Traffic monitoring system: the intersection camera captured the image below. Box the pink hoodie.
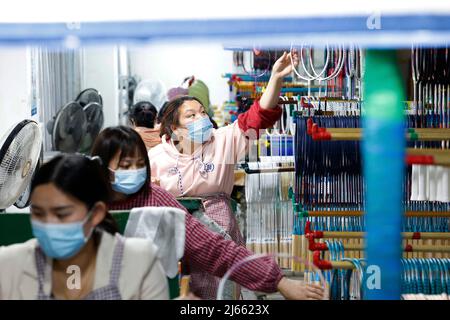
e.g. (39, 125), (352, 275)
(148, 100), (281, 197)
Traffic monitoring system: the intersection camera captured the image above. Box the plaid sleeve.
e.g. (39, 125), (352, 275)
(150, 185), (189, 214)
(184, 213), (283, 293)
(150, 185), (283, 292)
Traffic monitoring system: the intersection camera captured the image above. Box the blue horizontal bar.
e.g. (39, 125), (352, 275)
(0, 14), (449, 47)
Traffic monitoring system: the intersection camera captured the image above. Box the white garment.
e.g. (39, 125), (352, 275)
(0, 232), (169, 300)
(124, 206), (186, 278)
(410, 164), (450, 202)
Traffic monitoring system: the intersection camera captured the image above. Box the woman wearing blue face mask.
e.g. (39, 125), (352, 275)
(91, 126), (153, 205)
(91, 126), (324, 301)
(148, 51), (300, 299)
(0, 154), (169, 300)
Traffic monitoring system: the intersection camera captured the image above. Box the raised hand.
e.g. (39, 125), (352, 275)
(271, 50), (299, 79)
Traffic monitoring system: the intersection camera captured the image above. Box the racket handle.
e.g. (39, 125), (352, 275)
(180, 276), (191, 297)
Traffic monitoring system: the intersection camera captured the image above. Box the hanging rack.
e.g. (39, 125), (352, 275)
(313, 252), (450, 271)
(304, 221), (450, 240)
(295, 210), (450, 217)
(310, 129), (450, 142)
(241, 162), (295, 174)
(307, 231), (450, 240)
(308, 237), (450, 253)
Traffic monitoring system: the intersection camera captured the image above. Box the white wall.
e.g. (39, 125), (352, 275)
(129, 43), (233, 107)
(0, 48), (38, 213)
(0, 43), (233, 140)
(82, 46), (120, 128)
(0, 48), (33, 140)
(0, 46), (121, 141)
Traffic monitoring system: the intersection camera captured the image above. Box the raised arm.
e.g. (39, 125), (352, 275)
(259, 51), (299, 110)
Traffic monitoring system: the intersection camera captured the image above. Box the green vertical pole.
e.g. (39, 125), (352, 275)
(363, 50), (405, 300)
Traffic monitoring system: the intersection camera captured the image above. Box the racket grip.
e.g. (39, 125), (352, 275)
(180, 276), (191, 297)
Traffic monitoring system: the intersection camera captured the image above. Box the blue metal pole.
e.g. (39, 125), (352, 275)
(363, 50), (405, 300)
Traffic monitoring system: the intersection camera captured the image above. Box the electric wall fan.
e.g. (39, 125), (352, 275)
(0, 120), (42, 210)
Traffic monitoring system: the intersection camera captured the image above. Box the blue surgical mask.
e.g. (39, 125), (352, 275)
(31, 213), (93, 260)
(186, 116), (213, 143)
(110, 167), (147, 195)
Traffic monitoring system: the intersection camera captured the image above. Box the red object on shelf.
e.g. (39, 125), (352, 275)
(314, 230), (324, 238)
(304, 221), (324, 239)
(307, 118), (313, 135)
(312, 132), (332, 141)
(308, 237), (328, 251)
(230, 74), (243, 82)
(405, 155), (434, 165)
(405, 244), (413, 252)
(313, 251), (333, 270)
(412, 232), (421, 240)
(305, 221), (312, 234)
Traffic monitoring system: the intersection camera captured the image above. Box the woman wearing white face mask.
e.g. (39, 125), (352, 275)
(148, 51), (300, 299)
(0, 154), (169, 300)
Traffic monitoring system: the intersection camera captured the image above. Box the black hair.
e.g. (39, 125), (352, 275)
(31, 154), (119, 236)
(91, 126), (151, 196)
(129, 101), (158, 128)
(209, 116), (218, 129)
